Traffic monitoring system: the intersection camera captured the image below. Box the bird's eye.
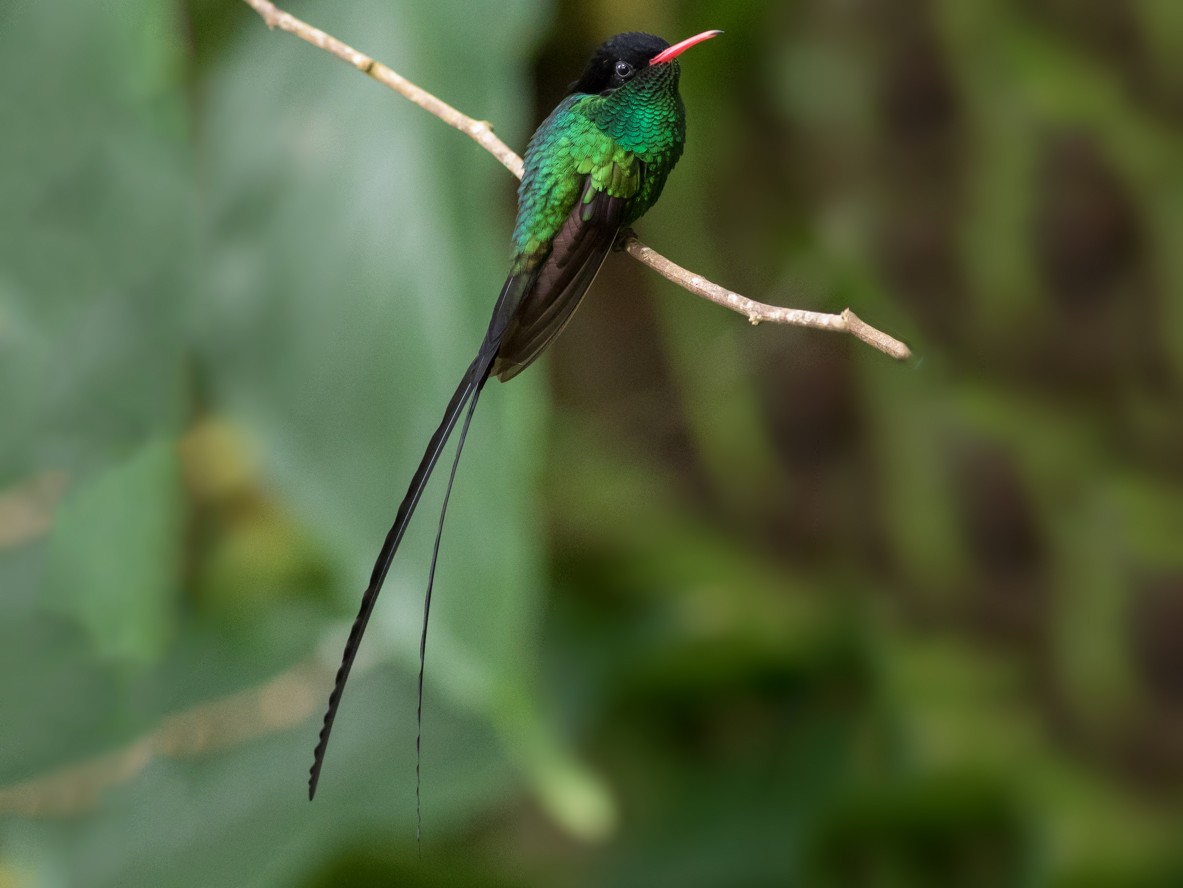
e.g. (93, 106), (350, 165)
(614, 60), (634, 79)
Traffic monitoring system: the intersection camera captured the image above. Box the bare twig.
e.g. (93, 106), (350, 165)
(621, 235), (912, 359)
(240, 0), (911, 360)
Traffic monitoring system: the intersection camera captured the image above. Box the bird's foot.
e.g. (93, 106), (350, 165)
(613, 228), (638, 252)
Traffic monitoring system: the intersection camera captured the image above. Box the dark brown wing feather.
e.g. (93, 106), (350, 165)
(492, 179), (627, 381)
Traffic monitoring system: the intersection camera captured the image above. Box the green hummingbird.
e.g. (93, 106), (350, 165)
(309, 29), (722, 799)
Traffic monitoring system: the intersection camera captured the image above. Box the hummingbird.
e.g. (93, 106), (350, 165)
(309, 29), (722, 800)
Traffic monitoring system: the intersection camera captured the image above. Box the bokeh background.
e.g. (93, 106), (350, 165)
(3, 0), (1182, 884)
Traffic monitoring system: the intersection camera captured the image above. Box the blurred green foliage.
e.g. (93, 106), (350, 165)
(2, 0), (1181, 885)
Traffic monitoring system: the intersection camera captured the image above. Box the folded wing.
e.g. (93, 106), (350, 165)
(494, 159), (641, 381)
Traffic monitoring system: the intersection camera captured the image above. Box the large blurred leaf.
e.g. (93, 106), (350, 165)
(0, 0), (584, 883)
(0, 0), (195, 768)
(43, 438), (184, 665)
(0, 0), (192, 481)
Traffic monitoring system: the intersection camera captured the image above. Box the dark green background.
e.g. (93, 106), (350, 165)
(2, 0), (1181, 885)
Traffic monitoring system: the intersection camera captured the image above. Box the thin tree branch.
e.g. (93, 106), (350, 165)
(240, 0), (523, 178)
(621, 234), (913, 360)
(240, 0), (911, 361)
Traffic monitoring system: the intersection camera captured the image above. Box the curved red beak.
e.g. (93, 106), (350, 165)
(649, 30), (723, 66)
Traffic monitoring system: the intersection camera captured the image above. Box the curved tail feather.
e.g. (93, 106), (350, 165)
(415, 368), (487, 841)
(306, 266), (534, 799)
(308, 351), (491, 799)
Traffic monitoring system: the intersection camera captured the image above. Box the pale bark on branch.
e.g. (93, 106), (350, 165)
(240, 0), (912, 360)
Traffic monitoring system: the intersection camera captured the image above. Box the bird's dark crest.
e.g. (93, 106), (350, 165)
(568, 32), (670, 95)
